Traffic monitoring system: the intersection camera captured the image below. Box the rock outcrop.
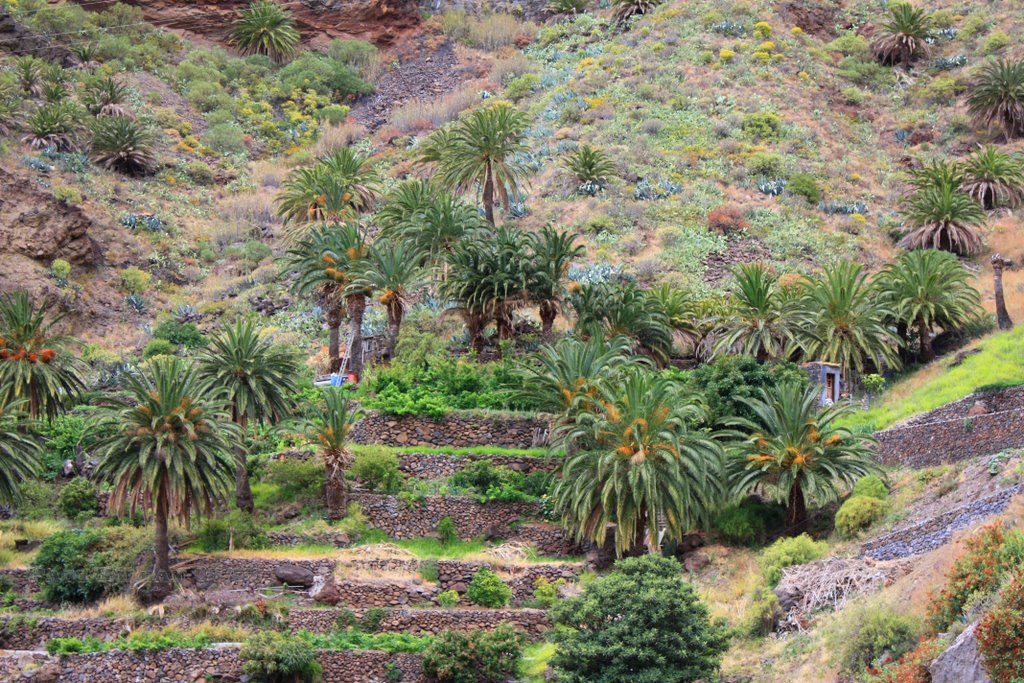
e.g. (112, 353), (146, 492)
(928, 622), (992, 683)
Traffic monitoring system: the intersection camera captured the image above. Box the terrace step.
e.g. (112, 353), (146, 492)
(276, 448), (559, 478)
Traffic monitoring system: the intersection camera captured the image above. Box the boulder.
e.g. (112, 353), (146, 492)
(274, 563), (315, 587)
(966, 401), (990, 417)
(311, 574), (342, 606)
(928, 621), (991, 683)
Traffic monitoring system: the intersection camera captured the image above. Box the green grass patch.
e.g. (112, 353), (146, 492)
(518, 641), (556, 682)
(842, 327), (1024, 431)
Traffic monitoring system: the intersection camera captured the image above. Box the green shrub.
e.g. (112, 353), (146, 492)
(837, 57), (893, 88)
(853, 475), (888, 500)
(240, 631), (322, 683)
(983, 31), (1010, 55)
(686, 355), (809, 425)
(977, 572), (1024, 683)
(185, 160), (215, 185)
(713, 500), (769, 545)
(505, 73), (540, 101)
(835, 495), (887, 539)
(451, 459), (507, 492)
(277, 52), (373, 97)
(204, 122), (247, 155)
(466, 568), (511, 608)
(314, 105), (349, 125)
(38, 414), (88, 480)
(436, 517), (458, 545)
(760, 534), (828, 586)
(14, 479), (57, 519)
(49, 258), (71, 284)
(152, 320), (207, 348)
(421, 623), (524, 683)
(825, 33), (871, 60)
(143, 338), (177, 359)
(741, 111), (782, 140)
(531, 576), (560, 607)
(57, 477), (99, 521)
(841, 86), (865, 105)
(47, 637), (89, 655)
(350, 450), (404, 494)
(438, 589), (460, 608)
(832, 602), (920, 673)
(32, 528), (106, 604)
(195, 510), (269, 551)
(261, 458), (325, 507)
(746, 152), (785, 178)
(550, 555), (729, 683)
(241, 240), (272, 265)
(741, 584), (782, 636)
(118, 267), (151, 295)
(787, 173), (821, 204)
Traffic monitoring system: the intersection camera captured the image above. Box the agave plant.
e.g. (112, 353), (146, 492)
(22, 102), (82, 151)
(564, 144), (616, 193)
(14, 56), (45, 98)
(82, 77), (131, 118)
(900, 180), (986, 255)
(90, 117), (158, 175)
(229, 0), (301, 64)
(871, 3), (931, 68)
(960, 145), (1024, 210)
(612, 0), (662, 23)
(967, 59), (1024, 139)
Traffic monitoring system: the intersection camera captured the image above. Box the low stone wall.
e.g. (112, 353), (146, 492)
(396, 451), (559, 479)
(0, 616), (135, 650)
(0, 647), (425, 683)
(266, 530), (351, 547)
(511, 522), (585, 557)
(177, 557), (335, 591)
(351, 493), (541, 539)
(351, 411), (550, 449)
(0, 568), (38, 595)
(289, 607), (550, 637)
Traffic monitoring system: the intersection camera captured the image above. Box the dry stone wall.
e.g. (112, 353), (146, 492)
(395, 451), (559, 479)
(351, 493), (541, 539)
(351, 411), (550, 448)
(289, 607), (550, 636)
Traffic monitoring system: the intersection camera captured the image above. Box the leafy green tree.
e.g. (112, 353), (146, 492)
(967, 58), (1024, 139)
(550, 554), (729, 683)
(379, 188), (488, 272)
(300, 389), (362, 519)
(0, 398), (40, 504)
(357, 240), (425, 361)
(870, 3), (931, 68)
(276, 149), (381, 230)
(434, 104), (530, 225)
(229, 0), (301, 64)
(92, 357), (237, 598)
(875, 249), (982, 362)
(422, 624), (524, 683)
(960, 144), (1024, 209)
(528, 226), (584, 339)
(714, 264), (797, 362)
(554, 368), (723, 556)
(727, 383), (878, 533)
(0, 292), (85, 420)
(686, 354), (809, 426)
(795, 262), (900, 383)
(197, 319), (300, 513)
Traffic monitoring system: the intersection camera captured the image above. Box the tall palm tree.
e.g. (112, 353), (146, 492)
(374, 178), (434, 234)
(648, 284), (702, 357)
(967, 58), (1024, 140)
(0, 292), (85, 420)
(300, 389), (362, 519)
(714, 264), (796, 362)
(960, 145), (1024, 210)
(276, 149), (381, 232)
(357, 240), (425, 362)
(229, 0), (301, 64)
(554, 367), (724, 556)
(528, 226), (584, 339)
(0, 397), (41, 504)
(727, 383), (878, 534)
(870, 3), (931, 69)
(436, 104), (530, 225)
(992, 254), (1014, 331)
(92, 357), (237, 598)
(876, 250), (982, 362)
(384, 192), (488, 271)
(572, 283), (674, 363)
(900, 179), (987, 255)
(795, 262), (900, 383)
(196, 320), (300, 513)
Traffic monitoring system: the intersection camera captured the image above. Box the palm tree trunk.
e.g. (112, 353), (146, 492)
(539, 301), (557, 340)
(385, 300), (402, 363)
(347, 293), (366, 376)
(234, 411), (254, 514)
(326, 304), (342, 373)
(152, 481), (171, 599)
(325, 463), (348, 520)
(483, 162), (495, 225)
(993, 255), (1014, 331)
(917, 315), (935, 363)
(786, 480), (808, 536)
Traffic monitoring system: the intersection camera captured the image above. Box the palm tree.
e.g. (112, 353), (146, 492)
(436, 104), (530, 225)
(992, 254), (1014, 331)
(612, 0), (661, 23)
(900, 179), (987, 255)
(571, 283), (674, 363)
(648, 284), (702, 357)
(554, 367), (724, 556)
(876, 250), (982, 363)
(0, 292), (85, 420)
(727, 383), (878, 534)
(374, 179), (434, 234)
(714, 264), (796, 362)
(384, 192), (488, 270)
(564, 144), (616, 192)
(960, 145), (1024, 210)
(300, 389), (362, 519)
(515, 335), (638, 418)
(276, 149), (381, 231)
(870, 3), (931, 69)
(90, 118), (158, 176)
(92, 357), (237, 598)
(229, 0), (301, 64)
(967, 59), (1024, 139)
(528, 226), (584, 339)
(196, 320), (300, 513)
(358, 240), (425, 361)
(795, 262), (900, 384)
(0, 398), (41, 504)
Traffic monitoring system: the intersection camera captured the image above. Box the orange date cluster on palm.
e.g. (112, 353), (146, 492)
(0, 342), (57, 364)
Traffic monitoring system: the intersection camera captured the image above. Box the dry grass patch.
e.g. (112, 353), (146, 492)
(391, 84), (483, 132)
(312, 122), (367, 158)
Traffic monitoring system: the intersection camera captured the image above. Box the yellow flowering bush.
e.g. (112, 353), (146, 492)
(719, 48), (736, 61)
(753, 21), (772, 38)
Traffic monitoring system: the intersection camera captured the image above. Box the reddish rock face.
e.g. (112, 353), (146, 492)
(88, 0), (421, 48)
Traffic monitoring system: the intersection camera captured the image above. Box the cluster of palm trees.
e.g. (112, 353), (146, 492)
(519, 334), (878, 554)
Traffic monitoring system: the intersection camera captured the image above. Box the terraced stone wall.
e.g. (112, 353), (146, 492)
(351, 411), (550, 449)
(351, 493), (542, 539)
(875, 405), (1024, 468)
(289, 607), (550, 637)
